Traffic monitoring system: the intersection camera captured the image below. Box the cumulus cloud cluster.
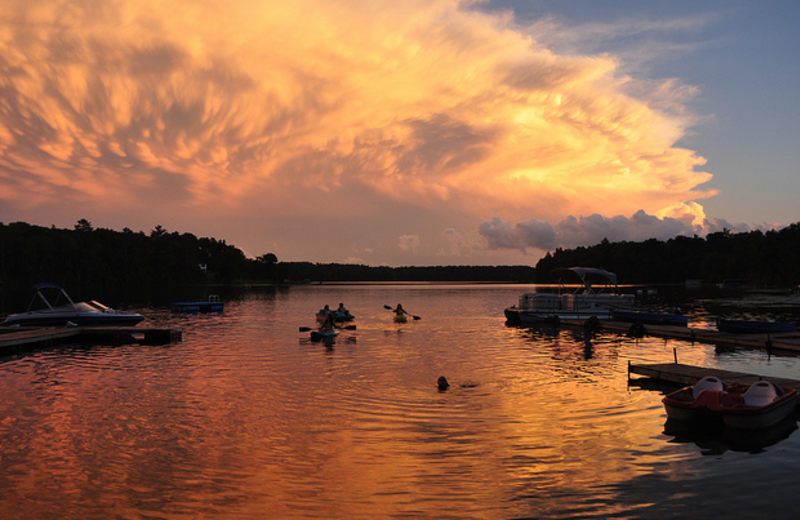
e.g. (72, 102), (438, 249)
(0, 0), (721, 262)
(479, 208), (753, 254)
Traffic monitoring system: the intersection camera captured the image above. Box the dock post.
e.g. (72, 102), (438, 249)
(673, 347), (678, 364)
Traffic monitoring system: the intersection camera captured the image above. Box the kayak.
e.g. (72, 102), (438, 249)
(316, 311), (355, 323)
(393, 314), (408, 323)
(310, 330), (339, 342)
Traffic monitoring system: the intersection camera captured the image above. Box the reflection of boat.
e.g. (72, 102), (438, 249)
(664, 415), (798, 455)
(611, 310), (688, 327)
(716, 318), (797, 334)
(1, 283), (145, 327)
(663, 376), (798, 429)
(504, 267), (635, 325)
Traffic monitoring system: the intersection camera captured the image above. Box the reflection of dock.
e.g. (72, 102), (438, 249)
(561, 319), (800, 352)
(628, 362), (800, 390)
(0, 326), (182, 355)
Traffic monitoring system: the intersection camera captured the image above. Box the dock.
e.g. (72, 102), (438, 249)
(561, 319), (800, 352)
(628, 361), (800, 389)
(0, 326), (182, 355)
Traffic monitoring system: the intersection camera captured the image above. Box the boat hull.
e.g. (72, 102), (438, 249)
(2, 309), (144, 327)
(504, 307), (616, 325)
(717, 319), (797, 334)
(310, 331), (339, 342)
(393, 315), (408, 323)
(611, 310), (688, 327)
(722, 392), (798, 429)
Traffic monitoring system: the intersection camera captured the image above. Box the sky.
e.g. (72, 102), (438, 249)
(1, 0), (798, 266)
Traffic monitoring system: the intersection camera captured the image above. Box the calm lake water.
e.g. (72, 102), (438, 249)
(2, 284), (800, 519)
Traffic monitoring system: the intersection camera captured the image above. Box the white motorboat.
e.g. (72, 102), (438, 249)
(504, 267), (635, 325)
(1, 283), (145, 327)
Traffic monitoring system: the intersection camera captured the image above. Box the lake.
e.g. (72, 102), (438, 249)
(1, 284), (800, 519)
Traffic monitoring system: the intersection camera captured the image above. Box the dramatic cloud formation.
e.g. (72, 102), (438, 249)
(479, 207), (755, 254)
(0, 0), (722, 263)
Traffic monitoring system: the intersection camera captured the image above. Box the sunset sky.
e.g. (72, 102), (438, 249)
(1, 0), (798, 266)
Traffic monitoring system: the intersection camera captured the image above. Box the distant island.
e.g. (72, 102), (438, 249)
(1, 219), (798, 309)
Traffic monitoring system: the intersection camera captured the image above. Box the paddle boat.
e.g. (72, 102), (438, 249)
(662, 376), (798, 429)
(716, 318), (797, 334)
(504, 267), (635, 325)
(1, 283), (145, 327)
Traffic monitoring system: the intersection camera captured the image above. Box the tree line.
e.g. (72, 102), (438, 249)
(1, 219), (798, 311)
(535, 224), (800, 287)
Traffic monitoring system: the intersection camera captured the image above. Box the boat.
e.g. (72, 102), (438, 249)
(662, 376), (798, 429)
(1, 283), (145, 327)
(316, 311), (355, 323)
(310, 330), (339, 342)
(171, 295), (224, 313)
(611, 310), (688, 327)
(393, 314), (408, 323)
(504, 267), (635, 325)
(716, 318), (797, 334)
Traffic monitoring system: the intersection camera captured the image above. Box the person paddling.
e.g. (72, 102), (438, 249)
(319, 312), (336, 333)
(393, 304), (408, 317)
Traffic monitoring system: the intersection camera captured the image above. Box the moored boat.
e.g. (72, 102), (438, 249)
(663, 376), (798, 429)
(611, 310), (688, 327)
(171, 295), (224, 313)
(1, 283), (145, 327)
(716, 318), (797, 334)
(504, 267), (635, 325)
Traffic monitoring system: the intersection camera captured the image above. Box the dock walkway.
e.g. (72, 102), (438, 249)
(561, 318), (800, 352)
(628, 362), (800, 389)
(0, 326), (182, 355)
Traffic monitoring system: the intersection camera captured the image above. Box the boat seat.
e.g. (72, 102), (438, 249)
(691, 376), (724, 398)
(743, 381), (778, 407)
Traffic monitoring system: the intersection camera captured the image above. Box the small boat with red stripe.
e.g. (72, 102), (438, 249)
(663, 376), (798, 429)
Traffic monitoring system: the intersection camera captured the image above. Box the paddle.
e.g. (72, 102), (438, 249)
(383, 304), (421, 320)
(299, 325), (356, 332)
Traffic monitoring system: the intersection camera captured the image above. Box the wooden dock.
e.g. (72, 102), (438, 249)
(628, 362), (800, 389)
(561, 318), (800, 352)
(0, 326), (182, 355)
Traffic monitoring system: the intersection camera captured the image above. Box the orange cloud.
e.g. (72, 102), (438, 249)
(0, 0), (714, 229)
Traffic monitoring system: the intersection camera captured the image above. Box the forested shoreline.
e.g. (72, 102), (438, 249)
(1, 220), (799, 310)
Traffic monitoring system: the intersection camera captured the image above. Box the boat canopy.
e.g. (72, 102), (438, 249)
(552, 267), (619, 292)
(31, 282), (76, 311)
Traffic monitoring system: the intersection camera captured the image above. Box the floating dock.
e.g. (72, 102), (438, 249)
(628, 361), (800, 390)
(0, 326), (182, 355)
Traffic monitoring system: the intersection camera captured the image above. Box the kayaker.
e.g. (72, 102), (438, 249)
(337, 303), (350, 317)
(393, 304), (408, 317)
(319, 312), (336, 333)
(318, 304), (331, 318)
